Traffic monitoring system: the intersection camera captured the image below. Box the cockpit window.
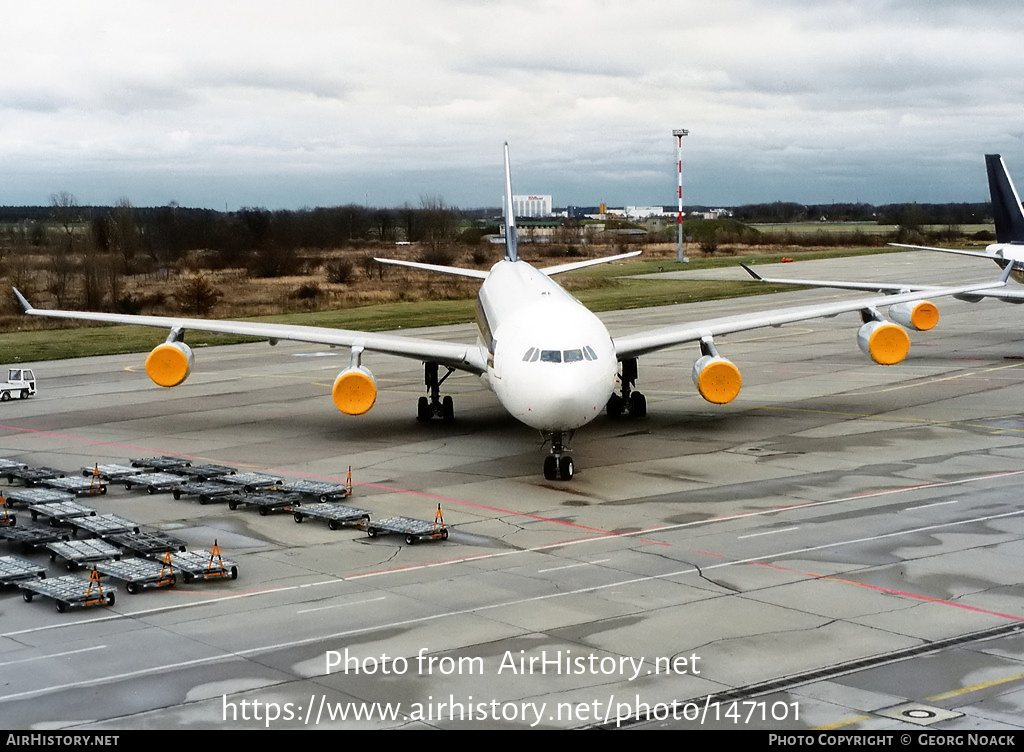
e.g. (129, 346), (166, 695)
(563, 349), (583, 363)
(522, 347), (536, 362)
(540, 350), (562, 363)
(584, 346), (597, 361)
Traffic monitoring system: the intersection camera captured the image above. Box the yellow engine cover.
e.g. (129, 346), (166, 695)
(692, 355), (742, 404)
(332, 367), (377, 415)
(858, 320), (910, 365)
(908, 301), (939, 331)
(145, 342), (194, 388)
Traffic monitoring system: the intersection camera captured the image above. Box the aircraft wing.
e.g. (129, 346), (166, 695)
(12, 289), (487, 375)
(613, 271), (1011, 360)
(739, 262), (1024, 303)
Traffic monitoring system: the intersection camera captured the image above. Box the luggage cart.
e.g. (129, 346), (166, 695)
(46, 539), (121, 570)
(171, 481), (241, 505)
(0, 555), (46, 586)
(0, 459), (28, 474)
(20, 570), (115, 612)
(292, 502), (371, 530)
(5, 466), (65, 486)
(122, 472), (187, 494)
(365, 506), (449, 545)
(282, 468), (354, 502)
(2, 487), (76, 509)
(131, 456), (192, 472)
(95, 554), (175, 594)
(80, 463), (145, 482)
(174, 464), (237, 482)
(168, 544), (238, 583)
(28, 501), (97, 526)
(106, 530), (188, 557)
(228, 491), (302, 516)
(43, 476), (107, 497)
(0, 525), (71, 551)
(216, 472), (284, 493)
(71, 514), (141, 538)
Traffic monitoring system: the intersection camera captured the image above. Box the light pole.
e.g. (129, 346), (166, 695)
(673, 128), (689, 263)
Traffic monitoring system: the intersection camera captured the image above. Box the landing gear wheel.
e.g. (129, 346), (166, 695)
(441, 395), (454, 423)
(606, 393), (624, 419)
(558, 456), (574, 480)
(628, 391), (647, 418)
(417, 396), (431, 422)
(544, 455), (558, 480)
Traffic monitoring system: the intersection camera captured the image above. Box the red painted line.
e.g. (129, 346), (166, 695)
(752, 561), (1024, 623)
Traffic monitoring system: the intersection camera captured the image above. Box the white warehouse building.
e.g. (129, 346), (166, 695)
(513, 194), (553, 218)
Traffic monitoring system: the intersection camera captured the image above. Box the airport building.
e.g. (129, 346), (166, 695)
(513, 194), (553, 218)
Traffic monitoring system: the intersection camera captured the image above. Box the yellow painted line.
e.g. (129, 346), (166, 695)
(927, 670), (1024, 702)
(813, 715), (872, 730)
(852, 361), (1024, 394)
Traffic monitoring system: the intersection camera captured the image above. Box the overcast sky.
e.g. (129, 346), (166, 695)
(3, 0), (1023, 211)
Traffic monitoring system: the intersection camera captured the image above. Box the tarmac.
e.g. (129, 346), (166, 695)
(0, 250), (1022, 730)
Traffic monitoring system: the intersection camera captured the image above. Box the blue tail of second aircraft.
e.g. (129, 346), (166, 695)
(985, 154), (1024, 244)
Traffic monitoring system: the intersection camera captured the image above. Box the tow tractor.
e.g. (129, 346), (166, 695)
(0, 369), (35, 401)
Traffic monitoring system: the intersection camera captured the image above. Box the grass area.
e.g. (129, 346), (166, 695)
(751, 222), (994, 235)
(0, 245), (893, 364)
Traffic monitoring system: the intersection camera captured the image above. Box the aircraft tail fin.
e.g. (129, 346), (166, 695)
(503, 143), (518, 262)
(985, 154), (1024, 244)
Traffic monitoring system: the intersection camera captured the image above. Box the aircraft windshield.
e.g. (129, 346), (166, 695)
(522, 347), (597, 364)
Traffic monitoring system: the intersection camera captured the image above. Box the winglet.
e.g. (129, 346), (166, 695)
(739, 263), (763, 280)
(503, 143), (518, 262)
(12, 288), (32, 313)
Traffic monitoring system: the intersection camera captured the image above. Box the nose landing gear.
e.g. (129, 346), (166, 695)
(542, 431), (574, 481)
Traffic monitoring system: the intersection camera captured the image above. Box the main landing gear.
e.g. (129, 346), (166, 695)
(417, 362), (455, 423)
(542, 431), (574, 481)
(606, 357), (646, 418)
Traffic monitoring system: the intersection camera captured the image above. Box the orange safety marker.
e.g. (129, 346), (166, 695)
(0, 493), (12, 526)
(206, 539), (227, 578)
(433, 504), (445, 534)
(345, 466), (353, 496)
(158, 551), (175, 587)
(88, 463), (102, 491)
(83, 568), (107, 606)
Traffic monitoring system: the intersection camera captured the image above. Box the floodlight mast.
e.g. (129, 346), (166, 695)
(673, 128), (690, 263)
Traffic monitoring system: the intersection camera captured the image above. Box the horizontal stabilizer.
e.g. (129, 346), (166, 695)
(372, 257), (489, 279)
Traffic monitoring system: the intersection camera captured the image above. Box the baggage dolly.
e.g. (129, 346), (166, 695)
(95, 554), (175, 594)
(228, 491), (302, 516)
(282, 468), (354, 502)
(80, 463), (145, 482)
(106, 530), (188, 557)
(122, 472), (187, 494)
(28, 500), (97, 526)
(0, 555), (46, 586)
(0, 525), (71, 551)
(216, 472), (284, 493)
(172, 481), (241, 505)
(168, 544), (238, 583)
(71, 513), (141, 538)
(43, 476), (107, 497)
(5, 466), (65, 486)
(47, 539), (121, 570)
(175, 464), (237, 482)
(0, 458), (28, 474)
(20, 570), (116, 612)
(2, 487), (76, 509)
(131, 456), (192, 472)
(365, 506), (449, 545)
(292, 502), (371, 530)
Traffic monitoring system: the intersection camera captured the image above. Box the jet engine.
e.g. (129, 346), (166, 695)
(887, 300), (938, 331)
(333, 346), (377, 415)
(145, 341), (194, 387)
(857, 319), (910, 365)
(692, 337), (742, 404)
(332, 366), (377, 415)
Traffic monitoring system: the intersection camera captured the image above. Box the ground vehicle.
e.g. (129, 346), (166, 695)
(1, 369), (36, 401)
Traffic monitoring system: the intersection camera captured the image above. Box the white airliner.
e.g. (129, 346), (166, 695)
(742, 154), (1024, 303)
(13, 145), (1012, 480)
